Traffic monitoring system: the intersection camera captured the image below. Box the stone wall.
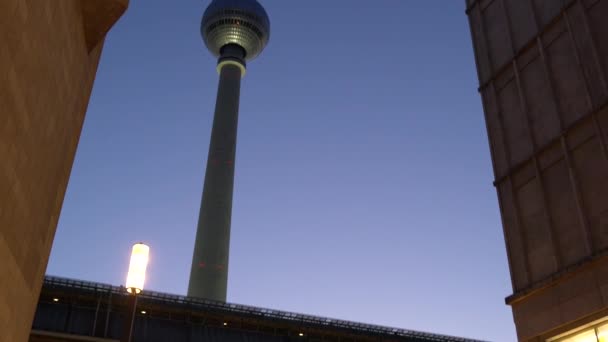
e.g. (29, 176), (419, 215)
(0, 1), (127, 341)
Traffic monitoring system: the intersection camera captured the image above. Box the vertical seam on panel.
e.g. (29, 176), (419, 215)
(513, 60), (563, 270)
(564, 6), (608, 191)
(498, 0), (516, 59)
(560, 137), (595, 254)
(479, 1), (532, 287)
(562, 10), (598, 253)
(474, 3), (515, 287)
(577, 0), (608, 163)
(492, 81), (533, 287)
(493, 102), (608, 186)
(533, 1), (596, 256)
(563, 9), (595, 111)
(477, 0), (579, 92)
(502, 0), (563, 271)
(576, 0), (608, 95)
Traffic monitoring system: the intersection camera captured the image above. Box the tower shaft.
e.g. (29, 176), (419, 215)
(191, 0), (269, 302)
(188, 62), (243, 301)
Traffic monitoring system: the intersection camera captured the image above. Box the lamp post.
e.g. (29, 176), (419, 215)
(122, 243), (149, 342)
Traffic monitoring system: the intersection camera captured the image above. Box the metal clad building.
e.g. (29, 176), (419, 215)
(466, 0), (608, 340)
(31, 277), (483, 342)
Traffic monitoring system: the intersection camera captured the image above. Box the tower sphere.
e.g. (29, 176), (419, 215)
(201, 0), (270, 62)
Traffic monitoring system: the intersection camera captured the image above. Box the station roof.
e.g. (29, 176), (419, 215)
(37, 276), (485, 342)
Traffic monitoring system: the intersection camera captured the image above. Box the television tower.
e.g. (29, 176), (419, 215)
(188, 0), (270, 301)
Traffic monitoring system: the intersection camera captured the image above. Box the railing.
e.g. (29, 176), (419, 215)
(43, 275), (486, 342)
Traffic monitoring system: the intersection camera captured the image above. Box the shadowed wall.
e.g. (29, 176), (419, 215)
(466, 0), (608, 340)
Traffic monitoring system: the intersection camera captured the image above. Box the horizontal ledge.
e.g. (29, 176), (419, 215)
(505, 248), (608, 305)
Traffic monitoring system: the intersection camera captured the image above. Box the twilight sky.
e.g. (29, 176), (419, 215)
(47, 1), (516, 341)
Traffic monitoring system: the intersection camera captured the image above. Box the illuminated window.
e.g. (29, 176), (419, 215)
(597, 322), (608, 342)
(549, 318), (608, 342)
(561, 330), (598, 342)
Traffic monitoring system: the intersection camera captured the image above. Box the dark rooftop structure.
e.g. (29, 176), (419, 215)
(31, 276), (485, 342)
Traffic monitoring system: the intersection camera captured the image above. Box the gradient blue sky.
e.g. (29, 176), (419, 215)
(47, 1), (515, 341)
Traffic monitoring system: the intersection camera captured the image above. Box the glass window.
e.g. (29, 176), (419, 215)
(596, 322), (608, 342)
(550, 319), (608, 342)
(560, 330), (598, 342)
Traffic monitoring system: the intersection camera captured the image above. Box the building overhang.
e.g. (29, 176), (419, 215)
(79, 0), (129, 52)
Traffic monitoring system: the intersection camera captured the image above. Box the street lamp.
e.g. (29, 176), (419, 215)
(122, 243), (149, 342)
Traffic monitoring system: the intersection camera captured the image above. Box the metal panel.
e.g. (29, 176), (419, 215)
(540, 157), (587, 267)
(532, 0), (565, 28)
(566, 2), (608, 107)
(496, 73), (533, 166)
(480, 86), (509, 177)
(502, 0), (536, 52)
(570, 135), (608, 250)
(468, 0), (608, 290)
(518, 51), (560, 148)
(545, 20), (589, 127)
(586, 0), (608, 89)
(467, 0), (608, 337)
(467, 4), (492, 84)
(483, 0), (512, 72)
(516, 178), (556, 282)
(497, 181), (530, 290)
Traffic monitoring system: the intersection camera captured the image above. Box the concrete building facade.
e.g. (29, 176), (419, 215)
(466, 0), (608, 340)
(0, 1), (128, 341)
